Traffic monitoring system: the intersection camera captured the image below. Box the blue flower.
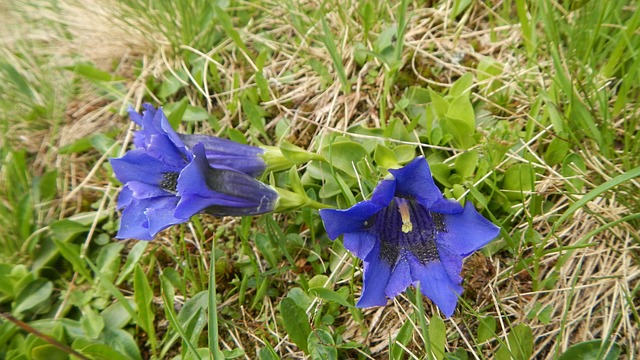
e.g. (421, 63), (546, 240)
(110, 111), (193, 240)
(319, 157), (500, 317)
(174, 143), (279, 218)
(129, 104), (267, 177)
(112, 105), (280, 240)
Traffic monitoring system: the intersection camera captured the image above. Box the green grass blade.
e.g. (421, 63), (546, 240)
(321, 18), (350, 94)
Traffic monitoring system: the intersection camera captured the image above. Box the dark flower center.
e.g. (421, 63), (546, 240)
(160, 172), (179, 193)
(374, 198), (447, 266)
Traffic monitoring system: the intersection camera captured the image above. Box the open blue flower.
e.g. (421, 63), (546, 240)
(129, 104), (267, 177)
(175, 143), (279, 218)
(110, 113), (193, 240)
(319, 157), (499, 317)
(112, 105), (281, 240)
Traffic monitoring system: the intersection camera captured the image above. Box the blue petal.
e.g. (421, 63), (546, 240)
(385, 256), (414, 298)
(145, 133), (192, 168)
(179, 134), (263, 156)
(389, 157), (458, 211)
(174, 143), (278, 218)
(116, 198), (153, 240)
(156, 107), (187, 150)
(145, 196), (187, 236)
(319, 201), (383, 240)
(356, 244), (391, 307)
(117, 186), (133, 210)
(437, 246), (463, 285)
(126, 181), (169, 199)
(410, 259), (463, 318)
(110, 150), (178, 185)
(438, 202), (500, 257)
(342, 231), (377, 259)
(127, 105), (144, 126)
(369, 179), (396, 207)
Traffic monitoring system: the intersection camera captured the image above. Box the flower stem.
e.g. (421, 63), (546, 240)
(209, 239), (224, 359)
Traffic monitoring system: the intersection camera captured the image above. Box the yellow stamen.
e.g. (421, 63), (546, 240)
(397, 200), (413, 233)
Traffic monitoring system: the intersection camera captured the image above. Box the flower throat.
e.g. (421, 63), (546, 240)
(375, 198), (447, 266)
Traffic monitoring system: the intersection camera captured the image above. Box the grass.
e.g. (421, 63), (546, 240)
(0, 0), (638, 359)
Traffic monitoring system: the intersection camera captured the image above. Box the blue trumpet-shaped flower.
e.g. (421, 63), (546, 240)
(175, 143), (279, 218)
(112, 105), (279, 240)
(110, 112), (193, 240)
(129, 104), (267, 177)
(319, 157), (499, 317)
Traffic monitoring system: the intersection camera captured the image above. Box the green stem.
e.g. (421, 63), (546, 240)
(209, 240), (224, 359)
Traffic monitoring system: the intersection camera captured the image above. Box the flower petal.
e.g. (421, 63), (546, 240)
(110, 150), (177, 185)
(319, 201), (383, 240)
(127, 105), (145, 126)
(438, 202), (500, 257)
(116, 199), (153, 240)
(145, 133), (191, 168)
(126, 181), (169, 199)
(356, 245), (392, 307)
(385, 256), (414, 298)
(437, 246), (463, 285)
(343, 231), (377, 259)
(389, 157), (458, 211)
(145, 196), (187, 236)
(174, 143), (278, 218)
(179, 134), (266, 177)
(369, 179), (396, 207)
(410, 259), (463, 318)
(117, 186), (134, 210)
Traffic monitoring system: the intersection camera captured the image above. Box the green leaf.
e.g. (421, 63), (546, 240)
(390, 318), (414, 360)
(321, 18), (350, 94)
(115, 241), (148, 285)
(429, 315), (446, 360)
(393, 145), (416, 163)
(182, 105), (209, 121)
(544, 137), (570, 166)
(430, 163), (452, 187)
(101, 299), (134, 330)
(477, 56), (504, 93)
(286, 288), (313, 310)
(446, 94), (476, 131)
(477, 316), (496, 342)
(164, 98), (189, 128)
(558, 340), (621, 360)
(374, 144), (398, 168)
(454, 150), (478, 179)
(449, 73), (474, 98)
(67, 63), (122, 82)
(561, 153), (586, 191)
(322, 141), (368, 177)
(213, 4), (250, 55)
(52, 239), (92, 280)
(49, 219), (89, 242)
(280, 297), (312, 353)
(73, 341), (129, 360)
(223, 348), (245, 359)
(428, 88), (449, 119)
(81, 307), (105, 339)
(308, 329), (337, 360)
(133, 265), (155, 342)
(495, 324), (533, 360)
(308, 287), (352, 308)
(502, 164), (535, 201)
(31, 345), (68, 360)
(13, 278), (53, 314)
